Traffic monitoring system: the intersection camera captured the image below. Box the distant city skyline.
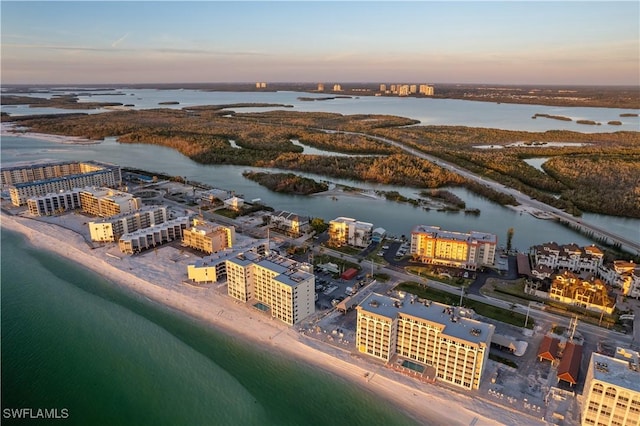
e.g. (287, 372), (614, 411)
(1, 1), (639, 86)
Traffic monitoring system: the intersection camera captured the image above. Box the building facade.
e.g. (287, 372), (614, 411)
(182, 219), (236, 254)
(187, 240), (268, 285)
(356, 293), (494, 390)
(549, 271), (616, 314)
(5, 161), (121, 206)
(27, 189), (82, 216)
(410, 225), (497, 270)
(88, 206), (168, 242)
(118, 217), (189, 254)
(581, 348), (640, 426)
(328, 217), (373, 248)
(531, 242), (604, 274)
(225, 252), (315, 325)
(269, 210), (310, 237)
(78, 187), (142, 217)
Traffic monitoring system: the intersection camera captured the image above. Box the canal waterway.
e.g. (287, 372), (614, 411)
(2, 134), (638, 251)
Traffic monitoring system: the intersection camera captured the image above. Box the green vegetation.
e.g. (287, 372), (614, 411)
(310, 218), (329, 235)
(4, 108), (638, 217)
(396, 281), (534, 328)
(372, 125), (640, 217)
(405, 266), (472, 287)
(242, 171), (328, 195)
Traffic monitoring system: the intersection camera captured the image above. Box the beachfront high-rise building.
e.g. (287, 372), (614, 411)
(256, 82), (267, 88)
(182, 218), (236, 254)
(187, 240), (268, 285)
(317, 83), (324, 91)
(225, 252), (315, 325)
(4, 160), (121, 206)
(356, 293), (494, 390)
(333, 84), (342, 92)
(379, 84), (387, 92)
(581, 347), (640, 426)
(118, 217), (190, 254)
(328, 217), (373, 248)
(410, 225), (497, 270)
(27, 189), (82, 216)
(88, 206), (169, 242)
(79, 187), (142, 218)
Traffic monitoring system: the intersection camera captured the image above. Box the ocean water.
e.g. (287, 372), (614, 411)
(1, 229), (420, 426)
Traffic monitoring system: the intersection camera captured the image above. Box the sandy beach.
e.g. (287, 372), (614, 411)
(0, 211), (545, 426)
(1, 122), (100, 145)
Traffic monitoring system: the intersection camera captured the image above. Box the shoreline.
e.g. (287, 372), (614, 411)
(0, 212), (544, 426)
(1, 122), (101, 145)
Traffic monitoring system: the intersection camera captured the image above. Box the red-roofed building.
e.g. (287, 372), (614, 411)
(537, 336), (560, 362)
(557, 342), (583, 386)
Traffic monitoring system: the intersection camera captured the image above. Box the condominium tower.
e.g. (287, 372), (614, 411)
(328, 217), (373, 248)
(581, 348), (640, 426)
(226, 252), (315, 325)
(88, 206), (169, 242)
(410, 225), (497, 270)
(3, 160), (121, 206)
(356, 293), (494, 390)
(182, 218), (236, 254)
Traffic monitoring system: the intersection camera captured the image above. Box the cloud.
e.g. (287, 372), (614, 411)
(111, 33), (130, 48)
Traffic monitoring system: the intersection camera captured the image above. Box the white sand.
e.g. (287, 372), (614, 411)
(1, 122), (99, 145)
(1, 212), (546, 426)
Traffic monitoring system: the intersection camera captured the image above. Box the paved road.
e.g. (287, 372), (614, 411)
(330, 130), (640, 255)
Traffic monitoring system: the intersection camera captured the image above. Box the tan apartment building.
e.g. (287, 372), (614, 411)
(410, 225), (497, 270)
(328, 217), (373, 248)
(581, 348), (640, 426)
(78, 187), (141, 218)
(182, 218), (236, 254)
(88, 206), (168, 242)
(118, 217), (189, 254)
(356, 293), (494, 390)
(4, 160), (121, 206)
(186, 240), (268, 285)
(27, 189), (82, 216)
(531, 242), (604, 274)
(549, 271), (615, 314)
(269, 210), (310, 237)
(225, 252), (315, 325)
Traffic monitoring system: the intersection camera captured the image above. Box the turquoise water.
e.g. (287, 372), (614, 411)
(1, 229), (420, 425)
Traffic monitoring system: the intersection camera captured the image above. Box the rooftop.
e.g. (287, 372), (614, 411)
(412, 225), (497, 244)
(590, 350), (640, 392)
(358, 293), (494, 346)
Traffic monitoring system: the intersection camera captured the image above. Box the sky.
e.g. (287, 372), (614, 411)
(1, 1), (639, 85)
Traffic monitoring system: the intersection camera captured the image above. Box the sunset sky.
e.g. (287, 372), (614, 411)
(2, 1), (639, 85)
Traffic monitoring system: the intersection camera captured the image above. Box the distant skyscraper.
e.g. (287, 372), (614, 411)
(419, 84), (434, 95)
(332, 84), (342, 91)
(379, 84), (386, 92)
(317, 83), (324, 91)
(256, 82), (267, 88)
